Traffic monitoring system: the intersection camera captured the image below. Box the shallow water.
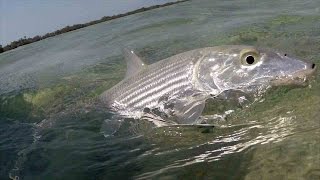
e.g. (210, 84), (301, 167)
(1, 0), (320, 179)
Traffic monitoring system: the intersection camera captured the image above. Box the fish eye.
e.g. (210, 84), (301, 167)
(245, 55), (255, 64)
(240, 49), (260, 66)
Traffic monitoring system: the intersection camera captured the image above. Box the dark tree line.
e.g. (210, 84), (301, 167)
(0, 0), (188, 54)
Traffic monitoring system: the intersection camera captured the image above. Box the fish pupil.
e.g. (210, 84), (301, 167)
(246, 55), (255, 64)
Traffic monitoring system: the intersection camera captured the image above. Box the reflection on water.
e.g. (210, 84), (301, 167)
(0, 0), (320, 179)
(134, 114), (298, 179)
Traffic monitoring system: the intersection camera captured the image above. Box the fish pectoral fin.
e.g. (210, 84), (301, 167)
(123, 48), (147, 78)
(172, 98), (206, 124)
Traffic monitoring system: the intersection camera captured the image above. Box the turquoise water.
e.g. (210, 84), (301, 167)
(0, 0), (319, 179)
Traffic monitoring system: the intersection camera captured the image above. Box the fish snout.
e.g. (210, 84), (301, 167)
(291, 61), (317, 84)
(271, 62), (317, 86)
(301, 62), (317, 77)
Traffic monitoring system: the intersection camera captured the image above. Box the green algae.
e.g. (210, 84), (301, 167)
(24, 85), (72, 108)
(0, 84), (74, 122)
(127, 18), (193, 35)
(228, 26), (269, 45)
(0, 94), (34, 121)
(270, 15), (303, 26)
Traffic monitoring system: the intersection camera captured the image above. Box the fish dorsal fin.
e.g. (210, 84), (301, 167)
(123, 48), (146, 78)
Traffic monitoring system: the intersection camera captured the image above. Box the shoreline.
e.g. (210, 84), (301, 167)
(0, 0), (189, 54)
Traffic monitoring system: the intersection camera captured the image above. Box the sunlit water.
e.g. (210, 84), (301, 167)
(1, 0), (320, 179)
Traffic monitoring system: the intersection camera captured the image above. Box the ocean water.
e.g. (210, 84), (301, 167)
(0, 0), (319, 179)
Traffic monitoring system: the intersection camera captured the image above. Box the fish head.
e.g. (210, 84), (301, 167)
(198, 45), (316, 96)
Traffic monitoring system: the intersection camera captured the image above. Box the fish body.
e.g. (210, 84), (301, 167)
(100, 45), (316, 126)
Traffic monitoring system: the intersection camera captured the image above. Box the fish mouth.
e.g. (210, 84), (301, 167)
(271, 64), (317, 86)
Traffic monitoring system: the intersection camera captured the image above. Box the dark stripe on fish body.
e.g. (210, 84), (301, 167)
(118, 57), (189, 101)
(104, 53), (197, 110)
(122, 63), (193, 108)
(126, 75), (191, 108)
(123, 66), (189, 104)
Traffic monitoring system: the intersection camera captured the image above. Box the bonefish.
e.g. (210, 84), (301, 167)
(100, 45), (316, 126)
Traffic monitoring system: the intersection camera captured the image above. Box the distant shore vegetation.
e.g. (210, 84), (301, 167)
(0, 0), (188, 54)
